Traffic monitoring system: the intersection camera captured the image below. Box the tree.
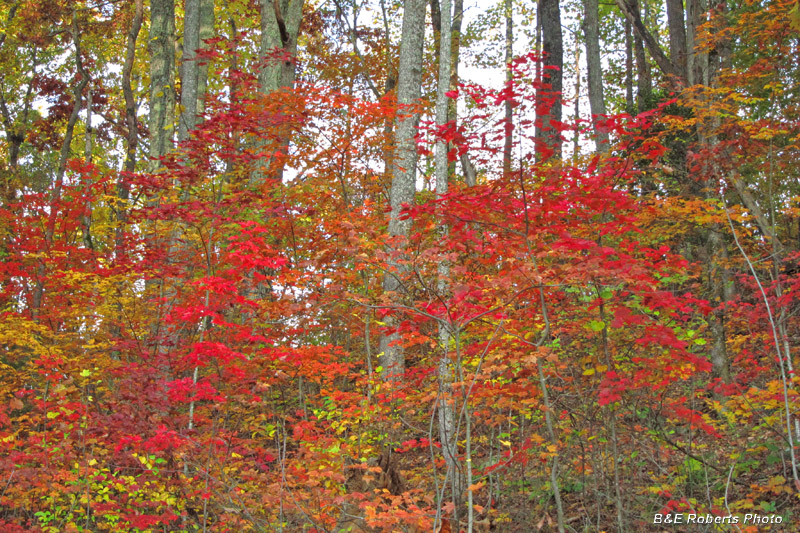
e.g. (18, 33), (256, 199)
(252, 0), (303, 182)
(582, 0), (608, 150)
(378, 0), (426, 379)
(178, 0), (201, 141)
(536, 0), (563, 158)
(148, 0), (176, 167)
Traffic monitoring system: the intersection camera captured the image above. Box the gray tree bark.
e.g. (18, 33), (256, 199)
(686, 0), (708, 86)
(582, 0), (608, 151)
(503, 0), (513, 172)
(537, 0), (563, 159)
(252, 0), (304, 183)
(634, 33), (652, 110)
(433, 0), (463, 520)
(451, 0), (466, 180)
(178, 0), (201, 141)
(259, 0), (304, 94)
(122, 0), (143, 175)
(148, 0), (176, 168)
(196, 0), (215, 117)
(666, 0), (688, 79)
(625, 17), (634, 114)
(615, 0), (683, 82)
(378, 0), (426, 379)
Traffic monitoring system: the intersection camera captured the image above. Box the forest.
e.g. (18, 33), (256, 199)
(0, 0), (798, 530)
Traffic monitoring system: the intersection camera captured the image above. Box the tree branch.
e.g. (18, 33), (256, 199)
(615, 0), (684, 84)
(273, 0), (290, 46)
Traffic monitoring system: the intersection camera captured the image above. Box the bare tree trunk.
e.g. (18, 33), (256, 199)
(179, 0), (201, 141)
(583, 0), (608, 151)
(109, 0), (143, 351)
(536, 0), (563, 159)
(148, 0), (176, 169)
(502, 0), (513, 172)
(625, 17), (634, 115)
(122, 0), (143, 177)
(434, 0), (462, 520)
(634, 36), (651, 110)
(81, 89), (93, 250)
(451, 0), (465, 179)
(615, 0), (683, 82)
(260, 0), (303, 93)
(379, 0), (426, 380)
(686, 0), (708, 86)
(666, 0), (688, 79)
(196, 0), (215, 117)
(253, 0), (304, 183)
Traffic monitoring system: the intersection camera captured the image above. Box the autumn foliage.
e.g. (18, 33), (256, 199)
(1, 1), (800, 532)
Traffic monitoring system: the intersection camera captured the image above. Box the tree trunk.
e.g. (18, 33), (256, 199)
(666, 0), (688, 79)
(451, 0), (464, 179)
(378, 0), (426, 380)
(81, 89), (93, 250)
(178, 0), (201, 142)
(625, 17), (634, 115)
(148, 0), (176, 168)
(536, 0), (563, 159)
(32, 11), (90, 319)
(634, 35), (651, 110)
(111, 0), (143, 348)
(254, 0), (304, 183)
(122, 0), (143, 176)
(583, 0), (608, 151)
(686, 0), (708, 86)
(615, 0), (683, 83)
(433, 0), (463, 520)
(259, 0), (304, 94)
(196, 0), (215, 117)
(503, 0), (513, 172)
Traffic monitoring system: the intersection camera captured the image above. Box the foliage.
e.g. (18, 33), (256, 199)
(1, 0), (799, 531)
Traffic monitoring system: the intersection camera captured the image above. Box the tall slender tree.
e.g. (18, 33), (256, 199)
(502, 0), (513, 172)
(433, 0), (463, 521)
(196, 0), (215, 117)
(178, 0), (201, 142)
(148, 0), (176, 168)
(259, 0), (304, 94)
(537, 0), (563, 158)
(253, 0), (304, 182)
(666, 0), (688, 79)
(379, 0), (426, 379)
(583, 0), (608, 151)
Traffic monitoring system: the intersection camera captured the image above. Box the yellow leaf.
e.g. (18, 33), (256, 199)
(467, 481), (485, 492)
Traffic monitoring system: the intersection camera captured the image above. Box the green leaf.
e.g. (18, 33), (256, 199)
(589, 320), (606, 332)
